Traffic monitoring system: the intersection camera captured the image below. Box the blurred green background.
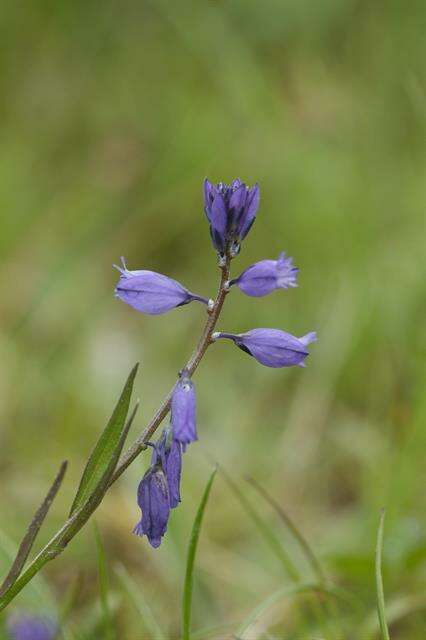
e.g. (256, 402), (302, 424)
(0, 1), (425, 638)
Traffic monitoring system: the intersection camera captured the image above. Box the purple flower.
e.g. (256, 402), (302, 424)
(213, 329), (317, 368)
(154, 430), (182, 509)
(171, 371), (197, 448)
(133, 462), (170, 548)
(230, 252), (298, 297)
(114, 257), (208, 315)
(7, 614), (57, 640)
(204, 179), (260, 253)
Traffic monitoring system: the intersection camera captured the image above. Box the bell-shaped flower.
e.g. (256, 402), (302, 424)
(133, 461), (170, 548)
(213, 328), (317, 368)
(171, 371), (197, 448)
(6, 614), (57, 640)
(114, 257), (208, 315)
(230, 252), (298, 297)
(204, 178), (260, 253)
(155, 430), (182, 509)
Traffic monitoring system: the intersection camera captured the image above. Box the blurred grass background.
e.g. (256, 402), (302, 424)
(0, 1), (425, 638)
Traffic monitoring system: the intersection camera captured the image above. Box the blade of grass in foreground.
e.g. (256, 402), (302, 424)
(220, 468), (299, 582)
(115, 564), (166, 640)
(182, 467), (217, 640)
(236, 582), (349, 638)
(246, 475), (343, 638)
(376, 509), (391, 640)
(94, 524), (115, 640)
(246, 476), (325, 582)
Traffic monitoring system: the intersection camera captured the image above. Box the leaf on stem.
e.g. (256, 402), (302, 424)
(182, 467), (217, 640)
(70, 364), (139, 516)
(0, 460), (67, 597)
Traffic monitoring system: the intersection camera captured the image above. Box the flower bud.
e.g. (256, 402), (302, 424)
(231, 252), (298, 297)
(171, 372), (197, 448)
(114, 257), (208, 315)
(133, 463), (170, 548)
(215, 329), (317, 368)
(204, 179), (260, 253)
(155, 430), (182, 509)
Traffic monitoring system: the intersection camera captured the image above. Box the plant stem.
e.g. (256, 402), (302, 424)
(109, 256), (231, 484)
(0, 256), (231, 612)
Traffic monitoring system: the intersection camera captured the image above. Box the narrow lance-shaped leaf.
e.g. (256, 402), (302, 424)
(60, 400), (140, 548)
(0, 461), (67, 597)
(70, 364), (139, 516)
(0, 400), (140, 613)
(182, 467), (217, 640)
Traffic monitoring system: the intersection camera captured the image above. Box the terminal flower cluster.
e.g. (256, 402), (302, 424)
(115, 178), (316, 547)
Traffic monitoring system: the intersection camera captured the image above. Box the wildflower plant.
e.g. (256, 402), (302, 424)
(0, 178), (316, 609)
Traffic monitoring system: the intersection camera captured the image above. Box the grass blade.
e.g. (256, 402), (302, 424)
(70, 364), (138, 515)
(0, 460), (67, 597)
(182, 467), (217, 640)
(94, 524), (115, 640)
(245, 475), (342, 638)
(376, 509), (391, 640)
(116, 564), (166, 640)
(236, 582), (347, 638)
(246, 476), (326, 582)
(220, 468), (299, 582)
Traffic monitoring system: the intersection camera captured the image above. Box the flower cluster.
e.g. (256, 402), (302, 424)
(115, 178), (316, 548)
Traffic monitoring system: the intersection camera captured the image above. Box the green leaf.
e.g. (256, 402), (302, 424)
(116, 564), (167, 640)
(182, 467), (217, 640)
(70, 364), (138, 515)
(376, 509), (391, 640)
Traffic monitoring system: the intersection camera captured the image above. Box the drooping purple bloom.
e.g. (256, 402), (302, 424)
(204, 179), (260, 253)
(7, 614), (57, 640)
(133, 462), (170, 548)
(171, 371), (197, 447)
(213, 329), (317, 368)
(114, 257), (208, 315)
(154, 430), (182, 509)
(230, 252), (298, 297)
